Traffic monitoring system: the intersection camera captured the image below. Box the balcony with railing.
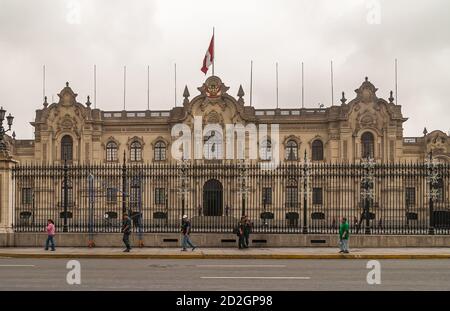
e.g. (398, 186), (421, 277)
(102, 110), (170, 119)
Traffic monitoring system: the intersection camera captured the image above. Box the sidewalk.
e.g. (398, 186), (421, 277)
(1, 247), (450, 259)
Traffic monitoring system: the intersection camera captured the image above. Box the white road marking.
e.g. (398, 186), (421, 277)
(201, 276), (310, 279)
(0, 265), (35, 267)
(196, 265), (286, 268)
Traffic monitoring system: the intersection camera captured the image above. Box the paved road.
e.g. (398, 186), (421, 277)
(0, 258), (449, 290)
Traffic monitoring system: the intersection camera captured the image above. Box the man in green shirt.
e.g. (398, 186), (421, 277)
(339, 217), (350, 253)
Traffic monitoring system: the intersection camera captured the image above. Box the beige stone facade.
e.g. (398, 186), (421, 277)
(2, 76), (450, 235)
(6, 76), (450, 165)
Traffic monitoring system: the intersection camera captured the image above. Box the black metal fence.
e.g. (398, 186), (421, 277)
(12, 160), (450, 235)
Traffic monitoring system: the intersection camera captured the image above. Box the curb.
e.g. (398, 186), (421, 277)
(1, 253), (450, 260)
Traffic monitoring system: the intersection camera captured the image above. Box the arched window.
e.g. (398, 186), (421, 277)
(361, 132), (375, 158)
(285, 140), (298, 161)
(154, 141), (166, 161)
(106, 141), (118, 162)
(285, 179), (298, 208)
(311, 140), (323, 161)
(130, 141), (142, 162)
(261, 139), (272, 160)
(203, 130), (223, 160)
(61, 135), (73, 161)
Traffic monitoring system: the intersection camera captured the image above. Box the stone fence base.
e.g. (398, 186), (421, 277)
(1, 232), (450, 248)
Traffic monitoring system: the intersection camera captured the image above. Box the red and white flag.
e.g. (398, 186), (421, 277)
(201, 34), (214, 74)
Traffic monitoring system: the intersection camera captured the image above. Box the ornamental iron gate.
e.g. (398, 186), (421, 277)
(12, 160), (450, 235)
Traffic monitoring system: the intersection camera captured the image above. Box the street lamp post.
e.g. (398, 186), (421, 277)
(426, 151), (439, 235)
(63, 156), (69, 232)
(0, 106), (14, 152)
(237, 160), (250, 217)
(122, 151), (127, 214)
(165, 190), (169, 227)
(178, 158), (190, 218)
(302, 150), (309, 234)
(361, 157), (375, 235)
(263, 197), (267, 226)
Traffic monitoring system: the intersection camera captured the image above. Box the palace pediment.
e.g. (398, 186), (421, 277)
(173, 76), (251, 126)
(343, 77), (407, 135)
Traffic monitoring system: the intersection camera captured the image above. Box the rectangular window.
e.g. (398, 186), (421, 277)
(405, 187), (415, 207)
(22, 188), (33, 204)
(131, 148), (142, 162)
(262, 187), (272, 205)
(155, 188), (165, 205)
(155, 148), (166, 161)
(107, 148), (117, 162)
(312, 187), (323, 205)
(106, 188), (117, 203)
(286, 186), (298, 208)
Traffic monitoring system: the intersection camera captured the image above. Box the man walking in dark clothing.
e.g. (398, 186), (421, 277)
(121, 213), (132, 252)
(237, 216), (246, 249)
(181, 215), (196, 251)
(243, 215), (252, 248)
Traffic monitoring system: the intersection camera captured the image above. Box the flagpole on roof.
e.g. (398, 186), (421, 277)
(43, 65), (46, 101)
(331, 60), (334, 106)
(301, 61), (304, 108)
(174, 63), (177, 107)
(123, 65), (126, 110)
(94, 64), (97, 109)
(250, 60), (253, 107)
(147, 65), (150, 110)
(212, 27), (215, 76)
(276, 62), (279, 109)
(395, 58), (398, 104)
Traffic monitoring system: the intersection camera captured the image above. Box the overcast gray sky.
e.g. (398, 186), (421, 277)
(0, 0), (449, 139)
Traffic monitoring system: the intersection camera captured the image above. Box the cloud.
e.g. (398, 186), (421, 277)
(0, 0), (449, 138)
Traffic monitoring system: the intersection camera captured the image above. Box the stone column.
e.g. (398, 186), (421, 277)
(0, 150), (18, 234)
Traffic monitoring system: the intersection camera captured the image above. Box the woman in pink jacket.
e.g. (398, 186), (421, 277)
(45, 219), (56, 251)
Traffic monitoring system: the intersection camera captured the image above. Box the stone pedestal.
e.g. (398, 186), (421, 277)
(0, 150), (18, 234)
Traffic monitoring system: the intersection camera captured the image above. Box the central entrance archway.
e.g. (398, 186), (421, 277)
(203, 179), (223, 216)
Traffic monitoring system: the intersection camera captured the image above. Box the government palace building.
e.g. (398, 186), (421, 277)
(6, 75), (449, 165)
(3, 75), (450, 234)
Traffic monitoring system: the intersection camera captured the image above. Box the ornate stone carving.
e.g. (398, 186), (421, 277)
(61, 116), (74, 130)
(427, 130), (448, 154)
(359, 113), (376, 128)
(282, 135), (302, 147)
(197, 76), (229, 99)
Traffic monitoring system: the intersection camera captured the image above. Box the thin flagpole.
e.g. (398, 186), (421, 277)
(301, 62), (304, 108)
(331, 60), (334, 106)
(276, 62), (279, 109)
(212, 27), (215, 76)
(123, 65), (126, 110)
(43, 65), (46, 101)
(395, 58), (398, 104)
(147, 65), (150, 110)
(250, 60), (253, 107)
(94, 64), (97, 109)
(174, 63), (177, 107)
